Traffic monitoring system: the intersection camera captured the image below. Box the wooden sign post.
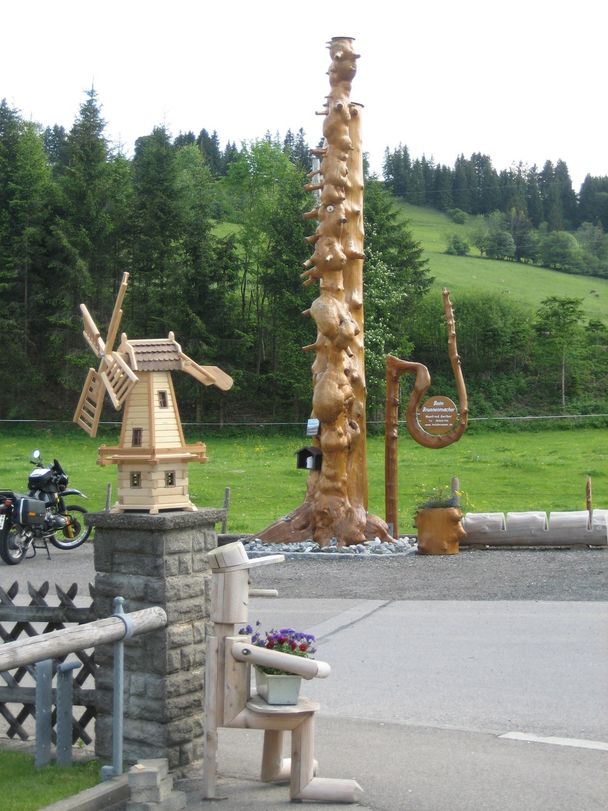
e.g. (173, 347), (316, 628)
(384, 289), (468, 538)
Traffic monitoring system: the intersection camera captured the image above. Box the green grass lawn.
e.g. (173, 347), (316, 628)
(0, 751), (99, 811)
(1, 423), (604, 536)
(394, 201), (608, 322)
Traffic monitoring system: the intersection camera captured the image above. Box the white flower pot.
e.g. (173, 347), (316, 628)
(255, 668), (302, 705)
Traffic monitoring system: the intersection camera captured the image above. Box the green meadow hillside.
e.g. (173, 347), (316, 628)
(393, 201), (608, 322)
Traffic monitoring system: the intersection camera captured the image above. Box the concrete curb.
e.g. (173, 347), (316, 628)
(39, 774), (129, 811)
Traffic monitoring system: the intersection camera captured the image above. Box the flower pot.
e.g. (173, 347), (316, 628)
(415, 507), (465, 555)
(255, 668), (302, 705)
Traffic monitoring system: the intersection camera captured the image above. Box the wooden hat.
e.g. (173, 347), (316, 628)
(207, 541), (284, 572)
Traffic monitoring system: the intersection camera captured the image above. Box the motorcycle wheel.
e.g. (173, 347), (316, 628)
(49, 505), (91, 550)
(0, 525), (27, 565)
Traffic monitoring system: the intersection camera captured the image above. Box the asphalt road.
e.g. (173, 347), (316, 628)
(1, 542), (606, 601)
(250, 546), (608, 600)
(2, 542), (607, 810)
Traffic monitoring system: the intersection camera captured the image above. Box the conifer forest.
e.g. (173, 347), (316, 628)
(1, 91), (606, 425)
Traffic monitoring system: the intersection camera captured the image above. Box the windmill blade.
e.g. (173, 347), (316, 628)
(178, 352), (234, 391)
(104, 272), (130, 353)
(100, 352), (139, 409)
(80, 305), (105, 357)
(73, 368), (105, 437)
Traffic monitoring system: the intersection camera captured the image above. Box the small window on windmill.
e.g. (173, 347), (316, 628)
(158, 390), (168, 408)
(165, 470), (176, 487)
(130, 472), (142, 488)
(131, 427), (143, 447)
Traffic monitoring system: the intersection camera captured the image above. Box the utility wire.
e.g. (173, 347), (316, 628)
(0, 414), (606, 427)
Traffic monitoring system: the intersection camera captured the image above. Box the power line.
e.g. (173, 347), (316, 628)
(0, 414), (606, 428)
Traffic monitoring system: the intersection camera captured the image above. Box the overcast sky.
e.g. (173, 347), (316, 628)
(2, 0), (604, 189)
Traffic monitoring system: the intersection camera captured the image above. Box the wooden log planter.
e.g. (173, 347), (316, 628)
(415, 507), (466, 555)
(461, 510), (608, 547)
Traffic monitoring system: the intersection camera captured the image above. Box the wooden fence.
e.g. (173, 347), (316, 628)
(0, 581), (96, 745)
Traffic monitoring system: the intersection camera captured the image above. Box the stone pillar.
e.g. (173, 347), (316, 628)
(89, 510), (223, 773)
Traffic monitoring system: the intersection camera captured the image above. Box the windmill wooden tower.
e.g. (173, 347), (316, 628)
(73, 272), (233, 513)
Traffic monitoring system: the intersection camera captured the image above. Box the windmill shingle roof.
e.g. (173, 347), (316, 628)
(127, 339), (182, 371)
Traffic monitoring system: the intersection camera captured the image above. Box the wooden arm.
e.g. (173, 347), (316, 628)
(231, 642), (331, 680)
(179, 353), (234, 391)
(80, 304), (105, 357)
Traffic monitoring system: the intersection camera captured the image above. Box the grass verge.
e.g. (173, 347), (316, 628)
(0, 422), (605, 536)
(0, 750), (99, 811)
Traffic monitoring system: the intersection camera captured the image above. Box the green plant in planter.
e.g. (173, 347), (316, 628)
(239, 622), (317, 675)
(413, 484), (471, 517)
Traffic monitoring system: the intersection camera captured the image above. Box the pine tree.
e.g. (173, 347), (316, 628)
(452, 155), (472, 212)
(197, 128), (223, 175)
(132, 126), (179, 333)
(525, 165), (544, 227)
(58, 88), (112, 308)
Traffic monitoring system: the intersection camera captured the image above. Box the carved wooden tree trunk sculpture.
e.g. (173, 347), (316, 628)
(257, 38), (389, 547)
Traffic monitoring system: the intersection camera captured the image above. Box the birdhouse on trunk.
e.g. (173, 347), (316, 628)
(73, 273), (233, 513)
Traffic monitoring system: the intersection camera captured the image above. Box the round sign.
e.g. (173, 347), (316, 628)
(418, 396), (459, 435)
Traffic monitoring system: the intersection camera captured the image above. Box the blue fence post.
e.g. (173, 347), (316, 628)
(101, 596), (134, 781)
(35, 659), (53, 768)
(56, 660), (80, 767)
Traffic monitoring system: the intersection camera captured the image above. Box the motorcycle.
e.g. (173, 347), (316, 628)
(0, 450), (91, 565)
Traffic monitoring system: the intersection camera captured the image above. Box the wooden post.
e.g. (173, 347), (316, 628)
(451, 477), (460, 507)
(221, 486), (230, 534)
(261, 730), (288, 783)
(202, 636), (219, 799)
(586, 476), (593, 529)
(384, 362), (401, 537)
(290, 714), (316, 799)
(35, 659), (52, 768)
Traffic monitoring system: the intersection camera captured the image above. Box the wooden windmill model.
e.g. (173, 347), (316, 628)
(73, 272), (233, 514)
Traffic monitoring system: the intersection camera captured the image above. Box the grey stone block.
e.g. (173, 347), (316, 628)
(95, 572), (147, 601)
(165, 669), (203, 698)
(116, 554), (165, 577)
(165, 536), (197, 554)
(163, 575), (206, 602)
(124, 718), (167, 745)
(129, 758), (170, 788)
(143, 580), (168, 603)
(89, 509), (223, 532)
(162, 556), (181, 577)
(145, 676), (166, 700)
(167, 623), (194, 649)
(124, 738), (168, 765)
(126, 791), (186, 811)
(130, 673), (149, 696)
(164, 599), (206, 625)
(179, 646), (201, 670)
(192, 621), (205, 645)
